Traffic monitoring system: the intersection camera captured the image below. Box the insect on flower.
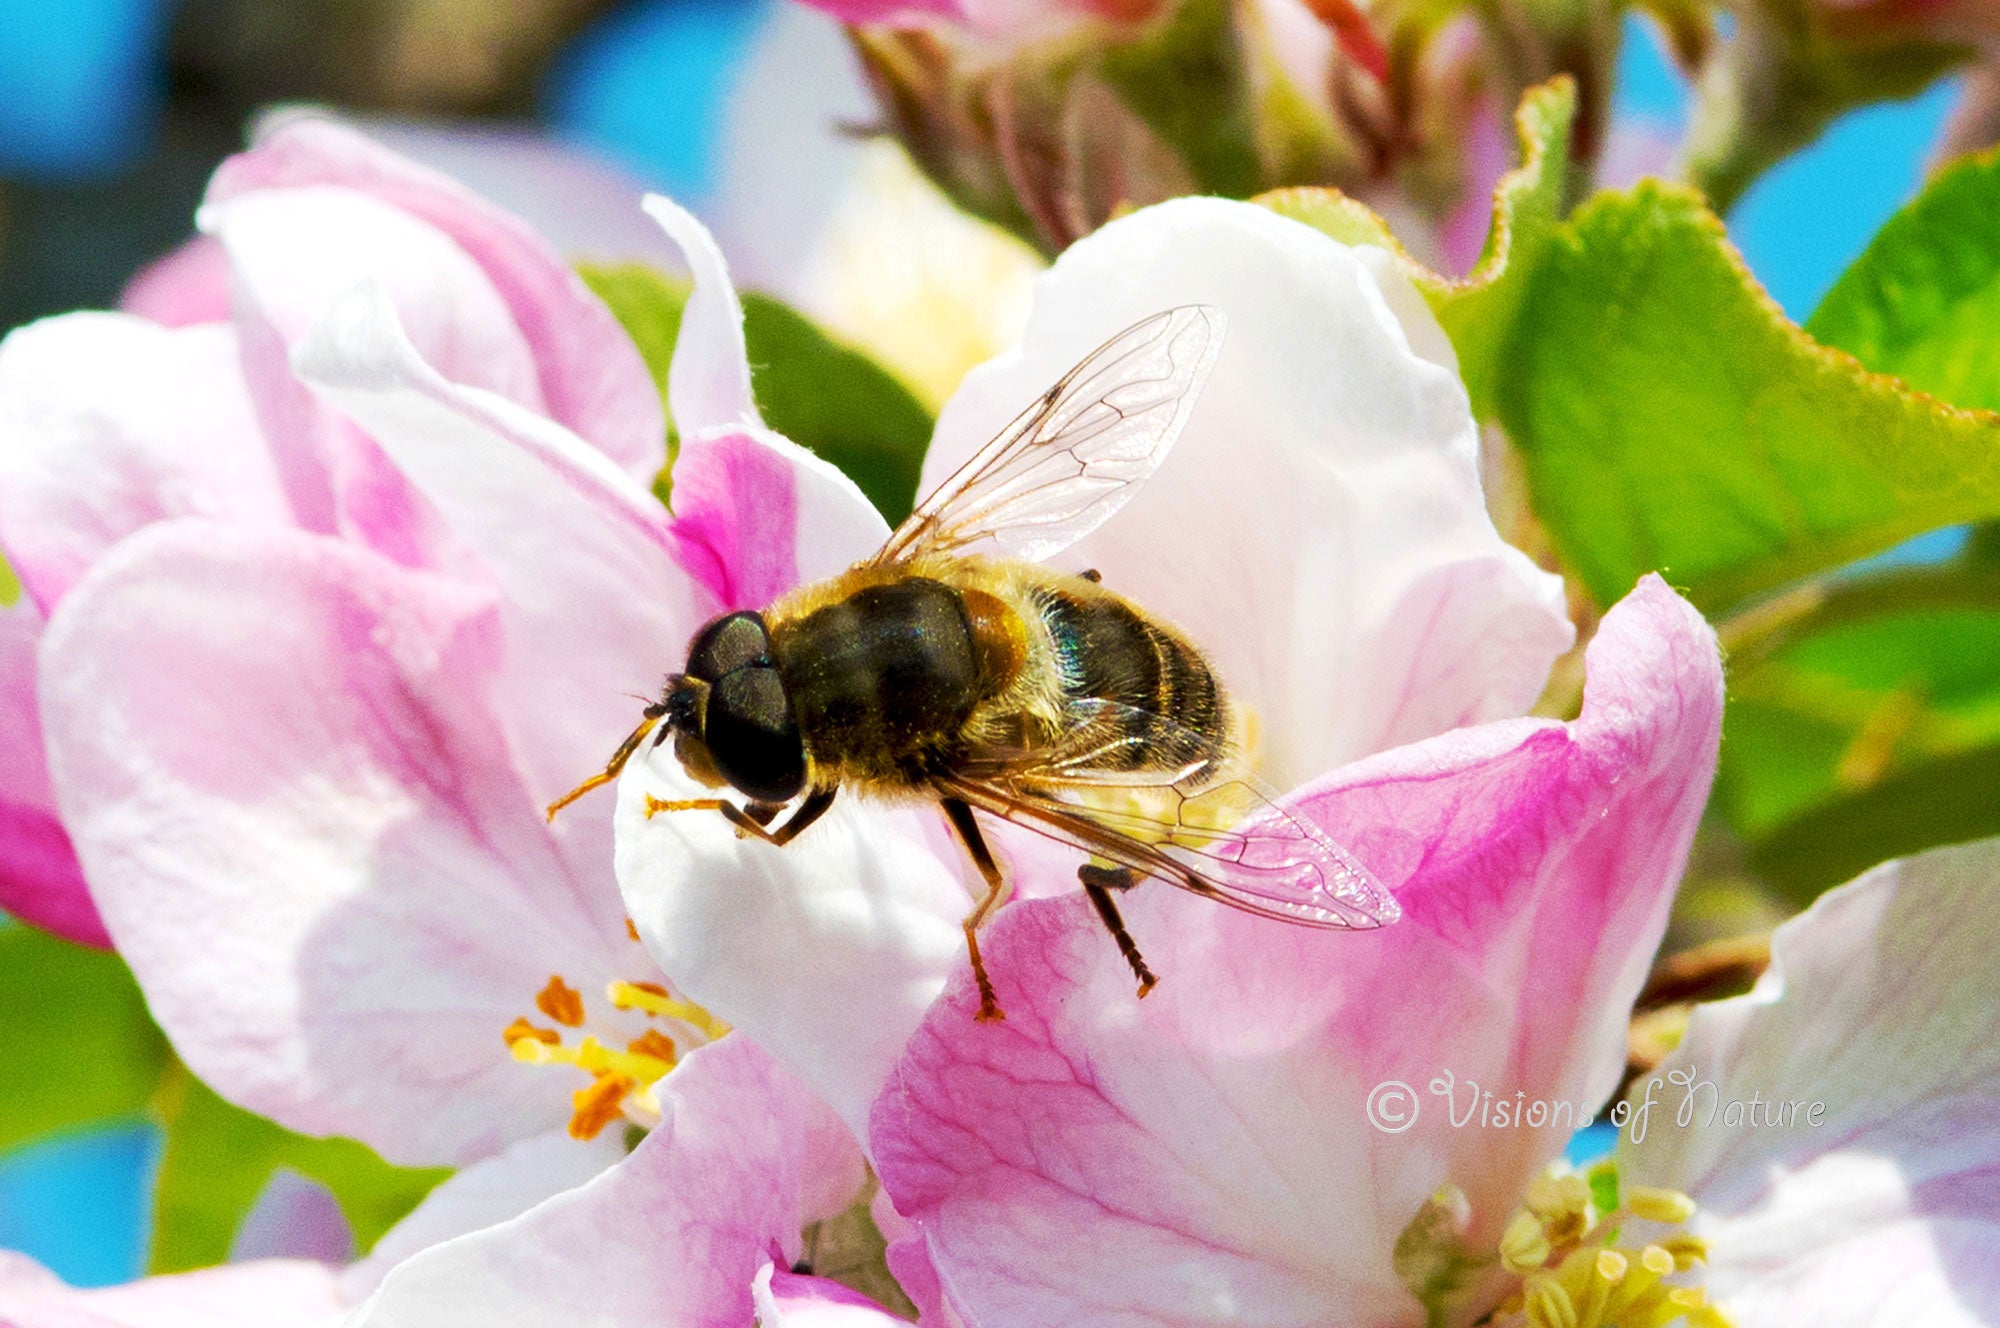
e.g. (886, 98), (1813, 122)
(550, 307), (1399, 1019)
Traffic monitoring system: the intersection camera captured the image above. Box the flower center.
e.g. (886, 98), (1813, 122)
(1398, 1163), (1731, 1328)
(1488, 1166), (1728, 1328)
(502, 973), (728, 1140)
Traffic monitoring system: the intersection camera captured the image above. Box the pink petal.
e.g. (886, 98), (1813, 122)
(208, 115), (665, 481)
(342, 119), (684, 268)
(40, 522), (655, 1165)
(0, 313), (286, 947)
(668, 428), (890, 614)
(292, 283), (699, 884)
(349, 1038), (865, 1328)
(0, 314), (288, 611)
(0, 597), (104, 946)
(869, 577), (1721, 1326)
(922, 197), (1572, 789)
(0, 1253), (343, 1328)
(231, 1171), (357, 1265)
(118, 237), (232, 328)
(753, 1262), (911, 1326)
(1624, 837), (2000, 1326)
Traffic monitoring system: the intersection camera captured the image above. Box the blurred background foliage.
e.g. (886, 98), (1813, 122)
(0, 0), (1995, 1293)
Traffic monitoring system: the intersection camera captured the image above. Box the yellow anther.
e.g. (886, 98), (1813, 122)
(1602, 1245), (1671, 1322)
(608, 980), (730, 1038)
(1527, 1173), (1593, 1246)
(1661, 1287), (1735, 1328)
(536, 975), (586, 1027)
(1501, 1211), (1553, 1273)
(1660, 1234), (1709, 1270)
(1524, 1279), (1579, 1328)
(1626, 1186), (1697, 1225)
(1455, 1162), (1724, 1328)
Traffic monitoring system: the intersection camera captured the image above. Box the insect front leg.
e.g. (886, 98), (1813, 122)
(1078, 864), (1158, 998)
(644, 787), (836, 847)
(940, 797), (1010, 1022)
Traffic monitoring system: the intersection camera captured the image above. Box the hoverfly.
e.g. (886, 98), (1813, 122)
(551, 306), (1398, 1020)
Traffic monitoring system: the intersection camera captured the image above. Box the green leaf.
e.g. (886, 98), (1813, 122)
(0, 548), (18, 608)
(1492, 181), (2000, 611)
(1262, 77), (1577, 416)
(578, 263), (687, 419)
(150, 1071), (448, 1273)
(1809, 147), (2000, 410)
(1747, 737), (2000, 898)
(0, 925), (170, 1152)
(740, 293), (934, 525)
(579, 262), (935, 525)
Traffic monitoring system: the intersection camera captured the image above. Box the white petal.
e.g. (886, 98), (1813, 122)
(0, 1253), (344, 1328)
(1623, 837), (2000, 1325)
(923, 197), (1571, 787)
(641, 194), (762, 436)
(342, 1130), (627, 1300)
(614, 751), (967, 1139)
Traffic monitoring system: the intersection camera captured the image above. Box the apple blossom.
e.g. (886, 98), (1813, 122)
(597, 192), (1737, 1327)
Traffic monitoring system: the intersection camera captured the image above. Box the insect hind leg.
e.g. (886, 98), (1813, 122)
(1079, 864), (1158, 998)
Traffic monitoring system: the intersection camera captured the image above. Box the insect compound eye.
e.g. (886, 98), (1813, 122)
(704, 666), (806, 803)
(685, 611), (774, 683)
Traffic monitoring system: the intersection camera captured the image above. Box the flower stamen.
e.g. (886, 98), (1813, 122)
(1484, 1162), (1731, 1328)
(609, 979), (730, 1039)
(502, 972), (722, 1140)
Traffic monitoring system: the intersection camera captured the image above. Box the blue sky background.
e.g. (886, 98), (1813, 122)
(0, 0), (1965, 1286)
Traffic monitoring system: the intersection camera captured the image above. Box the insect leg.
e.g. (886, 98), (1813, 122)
(646, 789), (837, 847)
(767, 787), (836, 845)
(1079, 864), (1158, 998)
(940, 797), (1010, 1022)
(643, 796), (778, 843)
(546, 712), (663, 821)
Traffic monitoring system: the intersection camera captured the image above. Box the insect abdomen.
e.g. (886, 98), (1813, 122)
(1042, 589), (1227, 773)
(771, 577), (989, 784)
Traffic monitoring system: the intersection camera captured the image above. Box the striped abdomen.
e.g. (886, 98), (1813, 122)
(1038, 587), (1228, 777)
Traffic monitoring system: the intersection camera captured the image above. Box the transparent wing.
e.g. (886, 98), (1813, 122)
(874, 306), (1225, 566)
(942, 701), (1399, 930)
